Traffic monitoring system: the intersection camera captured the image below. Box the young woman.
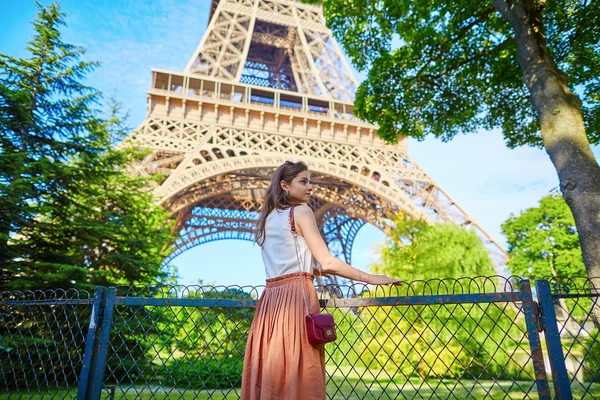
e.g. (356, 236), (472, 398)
(240, 160), (402, 400)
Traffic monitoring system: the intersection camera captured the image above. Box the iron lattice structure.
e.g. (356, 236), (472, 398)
(126, 0), (508, 283)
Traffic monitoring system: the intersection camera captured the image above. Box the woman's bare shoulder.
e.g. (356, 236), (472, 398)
(294, 204), (315, 224)
(295, 204), (313, 214)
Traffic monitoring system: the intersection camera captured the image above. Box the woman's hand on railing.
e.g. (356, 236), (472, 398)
(363, 273), (403, 286)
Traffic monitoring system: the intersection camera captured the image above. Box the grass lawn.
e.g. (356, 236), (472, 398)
(1, 378), (598, 399)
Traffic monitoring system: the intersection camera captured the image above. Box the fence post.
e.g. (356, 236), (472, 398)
(77, 287), (104, 399)
(520, 279), (551, 399)
(536, 280), (573, 400)
(77, 287), (116, 400)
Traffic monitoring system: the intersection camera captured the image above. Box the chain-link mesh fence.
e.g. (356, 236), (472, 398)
(324, 277), (541, 399)
(542, 277), (600, 399)
(0, 289), (95, 399)
(1, 277), (600, 399)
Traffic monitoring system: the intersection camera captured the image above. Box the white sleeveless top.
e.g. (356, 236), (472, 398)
(261, 208), (313, 279)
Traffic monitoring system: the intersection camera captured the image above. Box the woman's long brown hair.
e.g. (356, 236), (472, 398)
(255, 160), (308, 247)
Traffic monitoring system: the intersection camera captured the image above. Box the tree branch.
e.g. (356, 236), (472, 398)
(419, 37), (515, 81)
(414, 6), (496, 80)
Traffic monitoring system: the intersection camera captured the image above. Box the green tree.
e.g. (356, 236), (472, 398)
(502, 194), (592, 330)
(371, 214), (494, 281)
(501, 193), (586, 280)
(0, 2), (174, 289)
(0, 2), (100, 277)
(310, 0), (600, 281)
(0, 5), (176, 391)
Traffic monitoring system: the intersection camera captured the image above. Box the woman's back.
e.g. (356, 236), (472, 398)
(261, 207), (313, 279)
(243, 206), (325, 400)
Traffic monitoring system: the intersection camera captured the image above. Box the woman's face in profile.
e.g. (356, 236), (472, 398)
(286, 170), (313, 203)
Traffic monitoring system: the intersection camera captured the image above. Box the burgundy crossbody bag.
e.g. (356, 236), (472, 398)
(289, 206), (337, 345)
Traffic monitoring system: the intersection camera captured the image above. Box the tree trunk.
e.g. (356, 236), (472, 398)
(491, 2), (600, 262)
(491, 0), (600, 326)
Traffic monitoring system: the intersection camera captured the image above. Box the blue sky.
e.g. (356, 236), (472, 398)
(2, 0), (597, 288)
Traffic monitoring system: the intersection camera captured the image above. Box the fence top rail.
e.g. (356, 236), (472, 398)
(0, 276), (531, 303)
(106, 275), (521, 299)
(538, 275), (600, 296)
(0, 288), (94, 303)
(115, 291), (526, 308)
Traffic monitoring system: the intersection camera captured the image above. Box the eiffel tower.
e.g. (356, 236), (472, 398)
(127, 0), (508, 283)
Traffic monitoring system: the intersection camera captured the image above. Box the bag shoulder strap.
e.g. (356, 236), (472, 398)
(289, 205), (331, 317)
(289, 205), (296, 233)
(289, 205), (311, 316)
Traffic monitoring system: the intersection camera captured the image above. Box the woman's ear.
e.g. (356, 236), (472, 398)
(280, 180), (288, 192)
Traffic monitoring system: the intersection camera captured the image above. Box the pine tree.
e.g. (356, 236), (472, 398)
(0, 2), (174, 289)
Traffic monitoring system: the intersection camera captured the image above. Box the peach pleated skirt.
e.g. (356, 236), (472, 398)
(240, 272), (326, 400)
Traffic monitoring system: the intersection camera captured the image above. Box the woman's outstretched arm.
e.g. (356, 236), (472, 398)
(294, 205), (401, 285)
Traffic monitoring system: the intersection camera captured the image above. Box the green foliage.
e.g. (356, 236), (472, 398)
(162, 357), (243, 390)
(0, 305), (90, 389)
(177, 289), (253, 360)
(371, 214), (494, 281)
(0, 287), (254, 391)
(583, 329), (600, 383)
(0, 2), (174, 290)
(104, 304), (174, 384)
(327, 290), (531, 381)
(132, 288), (254, 389)
(327, 215), (533, 381)
(501, 194), (586, 280)
(308, 0), (600, 148)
